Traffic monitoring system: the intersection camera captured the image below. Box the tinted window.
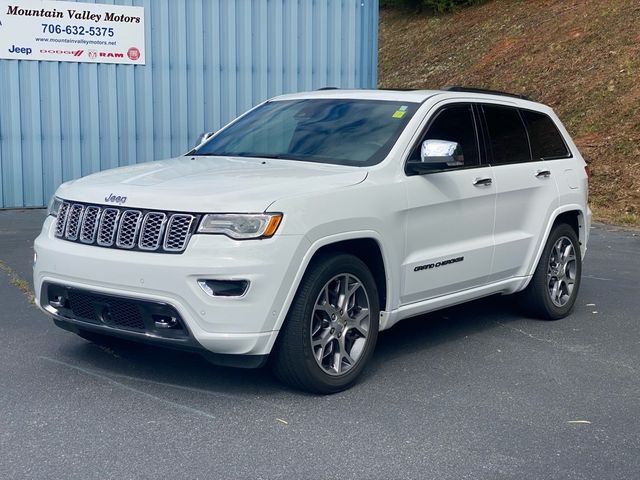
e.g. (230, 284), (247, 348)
(483, 105), (531, 164)
(411, 104), (479, 167)
(521, 110), (570, 159)
(194, 99), (419, 166)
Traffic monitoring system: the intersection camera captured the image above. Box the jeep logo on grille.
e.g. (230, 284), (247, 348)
(105, 193), (127, 205)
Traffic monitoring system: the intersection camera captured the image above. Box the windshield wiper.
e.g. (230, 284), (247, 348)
(190, 152), (336, 165)
(246, 153), (292, 160)
(194, 152), (297, 160)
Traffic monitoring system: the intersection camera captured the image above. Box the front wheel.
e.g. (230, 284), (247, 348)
(519, 223), (582, 320)
(271, 253), (380, 394)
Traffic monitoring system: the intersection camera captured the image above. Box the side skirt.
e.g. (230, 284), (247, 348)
(380, 276), (530, 331)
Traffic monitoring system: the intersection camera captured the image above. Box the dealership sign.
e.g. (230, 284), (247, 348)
(0, 0), (145, 64)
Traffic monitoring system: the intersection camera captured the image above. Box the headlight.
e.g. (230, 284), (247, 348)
(197, 213), (282, 239)
(47, 196), (63, 217)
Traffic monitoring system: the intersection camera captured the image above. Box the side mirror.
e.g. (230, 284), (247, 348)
(406, 139), (464, 175)
(421, 139), (464, 165)
(195, 131), (215, 147)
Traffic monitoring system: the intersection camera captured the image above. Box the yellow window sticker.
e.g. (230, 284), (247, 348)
(392, 105), (409, 119)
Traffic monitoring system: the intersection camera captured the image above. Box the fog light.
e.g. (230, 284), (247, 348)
(198, 279), (249, 297)
(99, 306), (113, 324)
(47, 285), (68, 309)
(49, 295), (65, 308)
(153, 314), (179, 329)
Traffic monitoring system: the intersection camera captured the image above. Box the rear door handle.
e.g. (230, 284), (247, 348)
(473, 177), (493, 186)
(535, 169), (551, 178)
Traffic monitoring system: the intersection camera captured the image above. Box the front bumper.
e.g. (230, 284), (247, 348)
(34, 216), (310, 357)
(50, 317), (268, 369)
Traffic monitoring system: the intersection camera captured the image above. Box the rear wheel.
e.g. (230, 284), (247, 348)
(519, 223), (582, 320)
(271, 253), (379, 394)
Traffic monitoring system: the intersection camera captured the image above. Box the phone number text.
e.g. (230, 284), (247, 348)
(41, 24), (115, 37)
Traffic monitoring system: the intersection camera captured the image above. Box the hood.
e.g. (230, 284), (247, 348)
(56, 156), (368, 212)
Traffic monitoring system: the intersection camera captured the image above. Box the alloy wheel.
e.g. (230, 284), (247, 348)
(310, 273), (371, 376)
(547, 236), (577, 307)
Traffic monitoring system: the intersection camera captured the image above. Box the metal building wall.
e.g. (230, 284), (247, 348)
(0, 0), (378, 208)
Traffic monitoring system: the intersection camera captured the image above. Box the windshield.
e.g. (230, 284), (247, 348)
(193, 99), (419, 166)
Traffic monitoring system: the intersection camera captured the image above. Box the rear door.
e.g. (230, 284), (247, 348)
(481, 104), (560, 279)
(400, 103), (496, 305)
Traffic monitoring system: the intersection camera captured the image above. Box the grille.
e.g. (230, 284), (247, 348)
(55, 202), (70, 237)
(116, 210), (143, 249)
(80, 206), (101, 243)
(139, 212), (166, 250)
(47, 283), (188, 338)
(68, 290), (145, 330)
(65, 204), (84, 240)
(97, 208), (120, 246)
(68, 290), (99, 323)
(55, 201), (197, 253)
(164, 214), (196, 252)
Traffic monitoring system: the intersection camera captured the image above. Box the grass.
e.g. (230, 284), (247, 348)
(619, 213), (639, 225)
(378, 0), (640, 226)
(0, 260), (36, 305)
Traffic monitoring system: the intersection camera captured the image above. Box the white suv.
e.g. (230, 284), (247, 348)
(34, 87), (591, 393)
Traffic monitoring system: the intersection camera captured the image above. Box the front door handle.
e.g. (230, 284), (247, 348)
(535, 169), (551, 178)
(473, 177), (493, 186)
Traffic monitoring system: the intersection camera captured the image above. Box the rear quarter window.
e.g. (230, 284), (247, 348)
(521, 110), (571, 160)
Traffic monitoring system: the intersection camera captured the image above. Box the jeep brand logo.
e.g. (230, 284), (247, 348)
(105, 193), (127, 205)
(8, 45), (32, 55)
(40, 49), (84, 57)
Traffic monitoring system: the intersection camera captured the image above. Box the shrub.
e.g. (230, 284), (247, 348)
(380, 0), (485, 14)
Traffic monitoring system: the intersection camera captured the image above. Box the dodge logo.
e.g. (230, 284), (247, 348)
(40, 49), (84, 57)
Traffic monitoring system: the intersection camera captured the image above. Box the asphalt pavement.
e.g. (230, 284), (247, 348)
(0, 209), (638, 480)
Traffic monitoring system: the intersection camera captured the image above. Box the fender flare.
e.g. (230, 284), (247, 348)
(270, 230), (393, 335)
(523, 204), (588, 282)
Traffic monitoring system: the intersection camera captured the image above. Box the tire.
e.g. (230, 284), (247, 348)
(519, 223), (582, 320)
(271, 253), (380, 394)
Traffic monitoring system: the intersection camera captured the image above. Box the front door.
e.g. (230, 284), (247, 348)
(401, 103), (496, 305)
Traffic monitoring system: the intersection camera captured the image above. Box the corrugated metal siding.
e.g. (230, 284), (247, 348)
(0, 0), (378, 208)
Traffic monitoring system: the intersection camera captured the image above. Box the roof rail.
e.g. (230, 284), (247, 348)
(379, 87), (419, 91)
(443, 86), (532, 101)
(317, 86), (339, 90)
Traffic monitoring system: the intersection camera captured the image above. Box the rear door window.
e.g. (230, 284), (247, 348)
(521, 110), (571, 160)
(482, 105), (531, 165)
